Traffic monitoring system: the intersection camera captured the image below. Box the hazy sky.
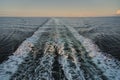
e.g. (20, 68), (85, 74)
(0, 0), (120, 17)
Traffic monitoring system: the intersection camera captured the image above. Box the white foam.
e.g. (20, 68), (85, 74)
(66, 24), (120, 80)
(0, 22), (47, 80)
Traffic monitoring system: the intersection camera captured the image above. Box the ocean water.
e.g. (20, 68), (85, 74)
(58, 16), (120, 60)
(0, 17), (49, 63)
(0, 17), (120, 62)
(0, 17), (120, 80)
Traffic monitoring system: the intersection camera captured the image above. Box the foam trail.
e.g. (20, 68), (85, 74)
(65, 24), (120, 80)
(0, 20), (49, 80)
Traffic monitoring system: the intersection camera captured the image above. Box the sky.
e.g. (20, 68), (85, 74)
(0, 0), (120, 17)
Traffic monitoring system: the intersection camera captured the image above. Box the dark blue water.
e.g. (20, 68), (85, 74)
(0, 17), (49, 63)
(59, 16), (120, 60)
(0, 17), (120, 63)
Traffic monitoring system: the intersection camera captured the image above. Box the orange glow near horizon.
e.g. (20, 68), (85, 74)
(116, 9), (120, 15)
(0, 0), (120, 17)
(0, 9), (115, 17)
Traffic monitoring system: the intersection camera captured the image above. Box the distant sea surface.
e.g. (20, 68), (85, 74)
(0, 16), (120, 63)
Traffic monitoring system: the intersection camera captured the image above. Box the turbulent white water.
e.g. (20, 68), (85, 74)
(0, 18), (120, 80)
(60, 18), (120, 80)
(0, 19), (49, 80)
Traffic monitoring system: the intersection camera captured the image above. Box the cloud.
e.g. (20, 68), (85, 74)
(116, 9), (120, 15)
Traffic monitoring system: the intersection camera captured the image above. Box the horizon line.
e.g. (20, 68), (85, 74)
(0, 15), (119, 18)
